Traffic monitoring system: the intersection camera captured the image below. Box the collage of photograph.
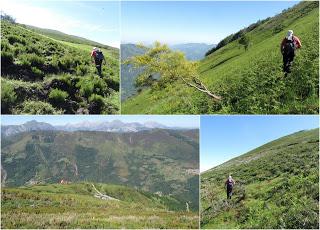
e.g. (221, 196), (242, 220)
(0, 0), (319, 229)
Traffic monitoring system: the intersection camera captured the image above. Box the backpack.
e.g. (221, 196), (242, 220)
(226, 179), (234, 187)
(284, 37), (295, 56)
(95, 51), (104, 61)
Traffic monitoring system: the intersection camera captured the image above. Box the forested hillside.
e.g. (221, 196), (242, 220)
(1, 20), (119, 114)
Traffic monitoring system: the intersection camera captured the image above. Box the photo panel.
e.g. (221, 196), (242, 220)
(1, 115), (200, 229)
(200, 115), (319, 229)
(120, 1), (319, 115)
(1, 0), (120, 115)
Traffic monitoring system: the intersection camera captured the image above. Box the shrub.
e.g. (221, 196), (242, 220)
(75, 64), (89, 76)
(76, 77), (95, 98)
(58, 54), (74, 71)
(88, 94), (105, 114)
(31, 67), (44, 78)
(1, 39), (11, 52)
(19, 53), (45, 68)
(49, 88), (68, 104)
(7, 35), (26, 45)
(1, 81), (17, 113)
(13, 101), (63, 114)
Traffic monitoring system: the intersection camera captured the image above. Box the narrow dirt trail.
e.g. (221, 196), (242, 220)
(91, 183), (120, 201)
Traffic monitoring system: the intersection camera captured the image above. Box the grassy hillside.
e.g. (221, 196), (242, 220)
(122, 1), (318, 114)
(1, 183), (198, 228)
(26, 24), (118, 52)
(1, 20), (119, 114)
(1, 129), (199, 211)
(201, 128), (319, 229)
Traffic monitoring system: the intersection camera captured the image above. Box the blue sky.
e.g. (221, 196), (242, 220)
(1, 115), (199, 128)
(1, 0), (120, 47)
(122, 1), (300, 44)
(200, 115), (319, 172)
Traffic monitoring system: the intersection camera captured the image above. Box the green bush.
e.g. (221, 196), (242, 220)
(19, 53), (45, 68)
(1, 39), (11, 52)
(76, 77), (95, 98)
(88, 94), (105, 114)
(89, 93), (104, 106)
(7, 34), (26, 45)
(75, 64), (89, 75)
(1, 81), (17, 113)
(49, 88), (68, 104)
(59, 54), (74, 71)
(31, 67), (44, 78)
(13, 100), (63, 114)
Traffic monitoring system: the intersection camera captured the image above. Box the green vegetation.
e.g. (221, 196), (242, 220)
(1, 183), (198, 229)
(1, 19), (119, 114)
(1, 129), (199, 212)
(122, 1), (319, 114)
(201, 128), (319, 229)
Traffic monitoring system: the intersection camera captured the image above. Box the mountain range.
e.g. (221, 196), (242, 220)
(170, 43), (216, 61)
(1, 120), (192, 137)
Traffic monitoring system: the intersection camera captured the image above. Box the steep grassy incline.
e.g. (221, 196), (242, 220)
(122, 1), (318, 114)
(1, 129), (199, 211)
(1, 21), (119, 114)
(1, 183), (198, 228)
(201, 128), (319, 229)
(26, 25), (118, 52)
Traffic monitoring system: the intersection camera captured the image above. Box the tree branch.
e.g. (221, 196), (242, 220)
(180, 77), (222, 101)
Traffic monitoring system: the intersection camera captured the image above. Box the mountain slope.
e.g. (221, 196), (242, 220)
(1, 183), (198, 228)
(201, 128), (319, 229)
(1, 129), (199, 211)
(1, 20), (119, 114)
(122, 1), (318, 114)
(26, 24), (118, 51)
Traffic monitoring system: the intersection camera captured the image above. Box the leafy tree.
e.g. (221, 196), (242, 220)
(125, 42), (221, 101)
(239, 34), (250, 51)
(0, 13), (15, 23)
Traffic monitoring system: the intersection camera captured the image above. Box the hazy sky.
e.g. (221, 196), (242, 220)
(1, 115), (199, 128)
(200, 115), (319, 172)
(1, 0), (120, 47)
(122, 0), (299, 44)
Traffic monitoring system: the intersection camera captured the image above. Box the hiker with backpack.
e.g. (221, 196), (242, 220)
(225, 175), (235, 199)
(91, 47), (105, 77)
(280, 30), (301, 73)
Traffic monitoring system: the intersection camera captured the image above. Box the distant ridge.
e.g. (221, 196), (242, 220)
(1, 120), (196, 137)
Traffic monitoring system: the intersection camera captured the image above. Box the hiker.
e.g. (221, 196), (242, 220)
(280, 30), (301, 73)
(91, 47), (105, 77)
(225, 175), (235, 199)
